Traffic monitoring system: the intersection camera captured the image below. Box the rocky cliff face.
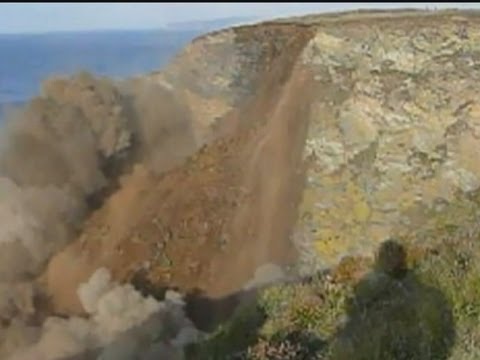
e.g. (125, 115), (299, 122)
(293, 12), (480, 274)
(44, 11), (480, 309)
(148, 10), (480, 276)
(4, 9), (480, 359)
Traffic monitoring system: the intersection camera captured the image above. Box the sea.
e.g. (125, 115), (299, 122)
(0, 29), (201, 120)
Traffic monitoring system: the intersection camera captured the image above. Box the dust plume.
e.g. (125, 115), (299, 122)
(0, 72), (133, 284)
(123, 79), (198, 175)
(7, 269), (199, 360)
(0, 71), (199, 359)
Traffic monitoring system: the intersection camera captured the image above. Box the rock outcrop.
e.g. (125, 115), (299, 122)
(151, 9), (480, 276)
(293, 11), (480, 273)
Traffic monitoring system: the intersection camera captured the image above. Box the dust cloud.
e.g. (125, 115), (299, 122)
(0, 71), (199, 359)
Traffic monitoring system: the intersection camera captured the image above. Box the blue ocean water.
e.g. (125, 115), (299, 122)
(0, 29), (199, 118)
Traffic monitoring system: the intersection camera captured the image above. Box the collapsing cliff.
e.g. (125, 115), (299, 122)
(0, 71), (202, 359)
(2, 9), (480, 359)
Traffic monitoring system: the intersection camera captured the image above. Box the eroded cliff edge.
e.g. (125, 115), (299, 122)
(36, 11), (480, 320)
(2, 10), (480, 359)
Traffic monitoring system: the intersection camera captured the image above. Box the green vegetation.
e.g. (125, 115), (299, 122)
(247, 238), (457, 360)
(188, 207), (480, 359)
(185, 300), (266, 359)
(415, 226), (480, 359)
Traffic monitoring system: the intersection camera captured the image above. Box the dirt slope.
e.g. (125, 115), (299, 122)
(44, 24), (314, 315)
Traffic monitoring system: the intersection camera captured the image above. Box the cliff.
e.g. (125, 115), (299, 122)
(46, 9), (480, 308)
(2, 9), (480, 359)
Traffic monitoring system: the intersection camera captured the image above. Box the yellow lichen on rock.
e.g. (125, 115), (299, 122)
(294, 17), (480, 274)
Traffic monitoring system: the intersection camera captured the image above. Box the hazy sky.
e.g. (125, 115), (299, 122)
(0, 3), (479, 34)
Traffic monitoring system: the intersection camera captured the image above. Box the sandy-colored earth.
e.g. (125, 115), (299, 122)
(44, 62), (314, 318)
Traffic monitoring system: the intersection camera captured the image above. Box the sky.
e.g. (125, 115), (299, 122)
(0, 3), (480, 34)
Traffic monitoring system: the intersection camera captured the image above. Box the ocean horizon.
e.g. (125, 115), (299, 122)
(0, 28), (201, 120)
